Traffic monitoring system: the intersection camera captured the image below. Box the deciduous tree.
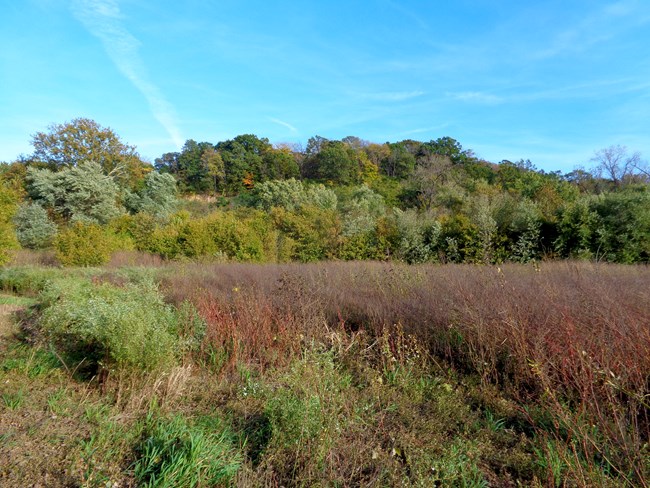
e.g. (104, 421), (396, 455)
(590, 145), (645, 187)
(27, 162), (123, 224)
(30, 118), (148, 187)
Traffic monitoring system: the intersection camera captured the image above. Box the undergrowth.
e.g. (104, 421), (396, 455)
(0, 261), (647, 486)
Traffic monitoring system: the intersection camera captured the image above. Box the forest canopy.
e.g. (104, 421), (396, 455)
(2, 118), (649, 265)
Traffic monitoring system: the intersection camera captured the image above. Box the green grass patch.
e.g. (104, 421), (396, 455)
(0, 293), (37, 307)
(133, 413), (241, 487)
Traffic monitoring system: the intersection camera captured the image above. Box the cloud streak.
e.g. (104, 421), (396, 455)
(71, 0), (183, 148)
(359, 90), (426, 102)
(448, 91), (503, 105)
(268, 117), (298, 133)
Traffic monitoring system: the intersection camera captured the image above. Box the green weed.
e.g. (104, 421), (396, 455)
(46, 387), (70, 416)
(2, 390), (24, 410)
(484, 410), (507, 432)
(133, 414), (241, 487)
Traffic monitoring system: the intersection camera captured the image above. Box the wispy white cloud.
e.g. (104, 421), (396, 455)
(359, 90), (426, 102)
(398, 124), (451, 137)
(71, 0), (183, 148)
(382, 0), (430, 31)
(448, 91), (503, 105)
(604, 0), (638, 17)
(268, 117), (298, 133)
(529, 1), (644, 60)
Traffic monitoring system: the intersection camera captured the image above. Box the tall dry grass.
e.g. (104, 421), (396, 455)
(160, 261), (649, 484)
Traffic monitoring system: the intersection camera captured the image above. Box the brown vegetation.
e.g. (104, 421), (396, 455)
(160, 261), (650, 484)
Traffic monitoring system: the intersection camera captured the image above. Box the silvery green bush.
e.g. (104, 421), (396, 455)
(14, 202), (58, 249)
(39, 279), (180, 373)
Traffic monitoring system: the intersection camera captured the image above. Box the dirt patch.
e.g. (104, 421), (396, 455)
(0, 409), (86, 487)
(0, 305), (23, 341)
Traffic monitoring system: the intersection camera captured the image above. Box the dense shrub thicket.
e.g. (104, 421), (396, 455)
(0, 180), (19, 264)
(2, 118), (649, 265)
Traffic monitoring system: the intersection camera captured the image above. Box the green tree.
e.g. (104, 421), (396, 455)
(271, 206), (341, 262)
(30, 118), (148, 187)
(393, 209), (441, 264)
(590, 188), (650, 262)
(339, 185), (385, 236)
(176, 140), (215, 193)
(124, 172), (178, 219)
(13, 203), (58, 249)
(382, 142), (416, 179)
(217, 134), (272, 192)
(250, 179), (337, 212)
(422, 137), (473, 165)
(201, 146), (225, 193)
(554, 196), (599, 259)
(308, 140), (362, 185)
(27, 162), (123, 224)
(263, 147), (300, 181)
(0, 162), (28, 197)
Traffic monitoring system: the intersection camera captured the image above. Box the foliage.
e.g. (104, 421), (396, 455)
(140, 209), (275, 262)
(124, 171), (178, 219)
(339, 184), (385, 237)
(589, 187), (650, 262)
(303, 139), (365, 185)
(271, 206), (341, 262)
(5, 120), (650, 264)
(27, 162), (123, 224)
(250, 178), (337, 212)
(29, 117), (147, 187)
(54, 222), (118, 267)
(381, 142), (416, 179)
(554, 188), (650, 262)
(13, 203), (57, 249)
(38, 279), (180, 373)
(393, 209), (441, 263)
(0, 181), (19, 265)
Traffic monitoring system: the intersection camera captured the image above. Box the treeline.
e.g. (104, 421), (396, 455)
(1, 117), (649, 265)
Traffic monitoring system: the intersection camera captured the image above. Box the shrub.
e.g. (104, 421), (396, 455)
(124, 171), (178, 219)
(0, 181), (19, 265)
(339, 184), (385, 237)
(55, 222), (116, 266)
(0, 266), (64, 295)
(250, 178), (337, 212)
(27, 162), (124, 224)
(183, 210), (269, 262)
(271, 206), (341, 262)
(394, 209), (441, 263)
(38, 279), (180, 374)
(13, 203), (58, 249)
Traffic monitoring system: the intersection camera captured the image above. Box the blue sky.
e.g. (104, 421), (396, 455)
(1, 0), (649, 173)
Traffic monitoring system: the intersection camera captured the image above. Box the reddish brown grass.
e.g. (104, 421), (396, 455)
(106, 251), (167, 268)
(160, 261), (649, 483)
(194, 289), (304, 373)
(7, 249), (59, 267)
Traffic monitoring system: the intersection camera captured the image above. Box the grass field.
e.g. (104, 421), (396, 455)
(0, 261), (648, 487)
